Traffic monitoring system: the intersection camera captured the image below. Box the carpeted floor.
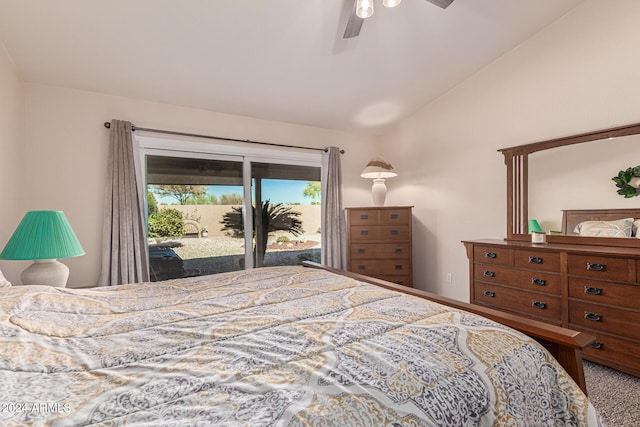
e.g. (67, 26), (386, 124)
(584, 361), (640, 426)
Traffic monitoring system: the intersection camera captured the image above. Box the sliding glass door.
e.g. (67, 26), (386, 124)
(249, 162), (321, 268)
(137, 137), (322, 281)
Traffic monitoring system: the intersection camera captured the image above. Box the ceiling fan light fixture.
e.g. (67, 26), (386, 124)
(356, 0), (374, 19)
(383, 0), (402, 7)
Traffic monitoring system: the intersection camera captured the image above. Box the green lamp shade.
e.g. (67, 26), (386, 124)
(0, 210), (85, 260)
(528, 219), (543, 234)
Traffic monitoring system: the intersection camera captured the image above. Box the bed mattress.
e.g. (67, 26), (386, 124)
(0, 265), (601, 426)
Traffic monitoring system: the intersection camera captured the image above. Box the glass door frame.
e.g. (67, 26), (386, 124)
(135, 135), (323, 271)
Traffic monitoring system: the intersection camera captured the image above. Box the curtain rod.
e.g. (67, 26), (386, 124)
(103, 121), (344, 154)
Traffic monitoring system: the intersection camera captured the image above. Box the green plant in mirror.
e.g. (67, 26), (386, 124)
(612, 166), (640, 198)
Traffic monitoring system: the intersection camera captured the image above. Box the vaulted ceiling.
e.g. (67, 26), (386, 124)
(0, 0), (582, 134)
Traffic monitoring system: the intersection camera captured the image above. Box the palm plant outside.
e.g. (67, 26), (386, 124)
(220, 200), (304, 261)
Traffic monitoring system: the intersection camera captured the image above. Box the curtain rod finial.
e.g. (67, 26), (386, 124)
(104, 121), (111, 129)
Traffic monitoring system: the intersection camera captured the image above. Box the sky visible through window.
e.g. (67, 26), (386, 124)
(156, 180), (319, 205)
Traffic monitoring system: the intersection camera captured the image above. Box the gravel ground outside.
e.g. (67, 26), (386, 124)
(149, 234), (321, 277)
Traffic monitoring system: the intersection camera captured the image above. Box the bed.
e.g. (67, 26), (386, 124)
(562, 207), (640, 238)
(0, 263), (602, 426)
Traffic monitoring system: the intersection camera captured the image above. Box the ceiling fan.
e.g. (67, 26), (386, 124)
(343, 0), (454, 38)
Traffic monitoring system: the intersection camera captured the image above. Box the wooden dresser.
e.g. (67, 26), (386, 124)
(346, 206), (413, 287)
(463, 239), (640, 377)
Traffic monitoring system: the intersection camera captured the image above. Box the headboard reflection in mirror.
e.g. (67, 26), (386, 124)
(499, 121), (640, 247)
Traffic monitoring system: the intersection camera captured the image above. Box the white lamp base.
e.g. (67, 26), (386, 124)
(21, 259), (69, 287)
(371, 178), (387, 206)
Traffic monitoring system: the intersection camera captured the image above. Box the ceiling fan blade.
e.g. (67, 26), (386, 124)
(343, 0), (364, 39)
(425, 0), (454, 9)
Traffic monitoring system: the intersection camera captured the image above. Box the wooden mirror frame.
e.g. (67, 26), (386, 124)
(498, 121), (640, 247)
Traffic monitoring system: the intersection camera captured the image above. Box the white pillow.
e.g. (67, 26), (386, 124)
(0, 268), (11, 287)
(634, 219), (640, 237)
(574, 218), (634, 238)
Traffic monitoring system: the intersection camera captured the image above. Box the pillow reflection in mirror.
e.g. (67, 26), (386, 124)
(0, 268), (11, 287)
(634, 219), (640, 237)
(574, 218), (634, 238)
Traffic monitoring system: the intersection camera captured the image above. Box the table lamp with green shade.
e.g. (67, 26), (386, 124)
(0, 210), (85, 287)
(528, 219), (543, 234)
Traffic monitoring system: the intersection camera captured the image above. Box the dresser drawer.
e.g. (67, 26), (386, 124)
(473, 264), (560, 295)
(350, 243), (410, 260)
(569, 300), (640, 341)
(568, 278), (640, 310)
(351, 259), (411, 276)
(570, 326), (640, 370)
(349, 225), (410, 242)
(513, 250), (560, 272)
(567, 254), (635, 282)
(473, 283), (561, 323)
(473, 246), (511, 266)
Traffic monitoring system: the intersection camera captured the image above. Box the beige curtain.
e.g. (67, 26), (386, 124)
(98, 120), (149, 285)
(321, 147), (345, 269)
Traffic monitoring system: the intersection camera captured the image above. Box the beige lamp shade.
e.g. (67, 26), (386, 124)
(360, 156), (397, 179)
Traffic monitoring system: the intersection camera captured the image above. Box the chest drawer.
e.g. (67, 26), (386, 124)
(348, 208), (410, 226)
(568, 278), (640, 310)
(473, 246), (511, 266)
(349, 225), (410, 242)
(567, 254), (635, 282)
(473, 283), (561, 323)
(569, 300), (640, 341)
(474, 264), (560, 295)
(348, 209), (380, 225)
(350, 259), (410, 276)
(374, 274), (412, 287)
(350, 243), (410, 260)
(513, 250), (560, 272)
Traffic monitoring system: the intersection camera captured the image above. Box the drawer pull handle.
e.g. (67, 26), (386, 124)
(483, 270), (495, 278)
(483, 290), (495, 298)
(391, 230), (399, 235)
(532, 300), (547, 310)
(390, 214), (399, 219)
(360, 215), (368, 220)
(531, 278), (546, 286)
(357, 248), (366, 254)
(394, 248), (403, 254)
(586, 263), (605, 272)
(396, 281), (404, 285)
(394, 265), (403, 270)
(485, 252), (497, 259)
(529, 256), (543, 264)
(590, 341), (604, 350)
(584, 312), (602, 322)
(360, 230), (369, 236)
(584, 286), (603, 296)
(357, 265), (366, 271)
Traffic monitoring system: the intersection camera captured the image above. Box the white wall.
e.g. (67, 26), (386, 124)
(21, 85), (377, 287)
(384, 0), (640, 301)
(0, 42), (26, 283)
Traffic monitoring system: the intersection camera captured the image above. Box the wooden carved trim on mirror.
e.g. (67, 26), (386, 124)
(498, 121), (640, 246)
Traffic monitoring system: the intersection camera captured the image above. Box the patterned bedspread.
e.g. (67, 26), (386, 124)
(0, 266), (602, 426)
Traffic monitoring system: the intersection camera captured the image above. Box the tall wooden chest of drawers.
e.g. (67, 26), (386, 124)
(464, 239), (640, 377)
(346, 206), (413, 287)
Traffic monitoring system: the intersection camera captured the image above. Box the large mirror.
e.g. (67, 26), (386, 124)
(499, 122), (640, 246)
(529, 133), (640, 232)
